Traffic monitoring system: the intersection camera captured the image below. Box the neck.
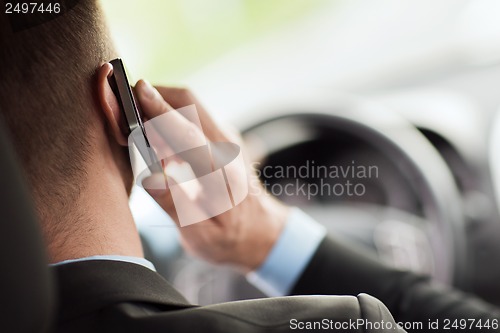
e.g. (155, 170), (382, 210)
(45, 159), (143, 264)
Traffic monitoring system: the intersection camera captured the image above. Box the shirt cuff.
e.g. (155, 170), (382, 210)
(246, 207), (326, 296)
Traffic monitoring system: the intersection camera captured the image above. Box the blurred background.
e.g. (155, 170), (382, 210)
(102, 0), (500, 122)
(101, 0), (500, 306)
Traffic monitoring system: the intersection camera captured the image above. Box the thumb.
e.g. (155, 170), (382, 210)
(135, 79), (173, 119)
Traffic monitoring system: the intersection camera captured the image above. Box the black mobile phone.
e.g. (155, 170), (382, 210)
(108, 58), (160, 173)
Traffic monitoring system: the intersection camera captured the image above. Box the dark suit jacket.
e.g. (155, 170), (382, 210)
(292, 237), (500, 332)
(53, 235), (500, 333)
(53, 259), (404, 333)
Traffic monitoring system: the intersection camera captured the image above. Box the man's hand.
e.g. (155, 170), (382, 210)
(135, 80), (290, 272)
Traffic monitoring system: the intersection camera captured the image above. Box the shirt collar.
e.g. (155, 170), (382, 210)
(50, 255), (156, 272)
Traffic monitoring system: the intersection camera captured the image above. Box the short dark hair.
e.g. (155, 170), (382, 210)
(0, 0), (115, 224)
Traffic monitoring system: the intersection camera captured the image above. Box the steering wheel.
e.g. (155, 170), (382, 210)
(241, 96), (468, 288)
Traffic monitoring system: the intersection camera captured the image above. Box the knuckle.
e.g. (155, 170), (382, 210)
(160, 102), (171, 114)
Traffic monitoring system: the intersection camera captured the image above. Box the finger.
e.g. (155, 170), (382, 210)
(143, 172), (214, 230)
(142, 173), (180, 226)
(143, 125), (176, 159)
(155, 86), (229, 142)
(136, 80), (208, 163)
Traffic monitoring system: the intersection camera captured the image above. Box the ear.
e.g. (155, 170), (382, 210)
(97, 62), (128, 146)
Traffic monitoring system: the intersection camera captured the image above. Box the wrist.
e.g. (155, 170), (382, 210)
(238, 195), (290, 273)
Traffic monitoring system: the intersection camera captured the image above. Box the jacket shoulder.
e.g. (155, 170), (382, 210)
(72, 294), (404, 333)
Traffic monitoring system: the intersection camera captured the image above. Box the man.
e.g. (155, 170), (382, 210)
(0, 1), (403, 332)
(0, 1), (496, 332)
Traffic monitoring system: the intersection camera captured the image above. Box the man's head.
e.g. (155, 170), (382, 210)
(0, 1), (133, 244)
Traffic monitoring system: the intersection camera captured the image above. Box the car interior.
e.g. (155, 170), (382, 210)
(4, 0), (500, 331)
(136, 84), (500, 307)
(124, 0), (500, 308)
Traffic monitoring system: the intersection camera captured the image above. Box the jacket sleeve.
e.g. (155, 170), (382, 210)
(291, 236), (500, 332)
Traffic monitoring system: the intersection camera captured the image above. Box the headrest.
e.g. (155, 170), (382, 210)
(0, 117), (54, 332)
